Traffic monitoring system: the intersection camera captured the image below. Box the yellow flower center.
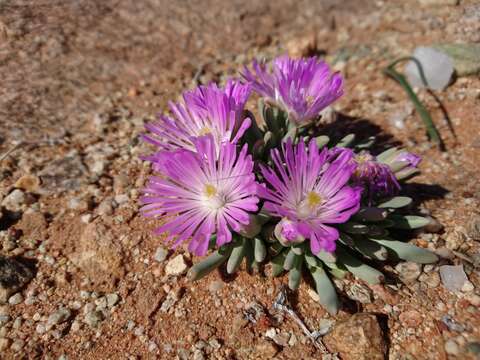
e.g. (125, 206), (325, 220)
(204, 184), (217, 198)
(199, 126), (212, 136)
(306, 191), (323, 208)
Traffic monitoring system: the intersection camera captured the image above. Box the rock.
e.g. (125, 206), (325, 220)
(405, 47), (454, 91)
(323, 313), (387, 360)
(83, 310), (104, 328)
(10, 339), (24, 352)
(254, 339), (279, 358)
(1, 190), (26, 212)
(433, 43), (480, 76)
(439, 265), (468, 292)
(39, 154), (88, 192)
(15, 175), (41, 192)
(106, 293), (120, 307)
(192, 349), (205, 360)
(444, 228), (467, 250)
(286, 33), (317, 58)
(165, 255), (188, 276)
(208, 280), (224, 294)
(346, 283), (372, 304)
(8, 292), (23, 305)
(97, 198), (114, 216)
(399, 310), (422, 327)
(0, 337), (11, 351)
(47, 307), (72, 327)
(444, 339), (460, 355)
(395, 262), (422, 284)
(466, 342), (480, 356)
(467, 214), (480, 241)
(441, 315), (465, 332)
(67, 221), (125, 290)
(153, 247), (168, 263)
(423, 217), (444, 233)
(0, 256), (34, 304)
(418, 0), (458, 5)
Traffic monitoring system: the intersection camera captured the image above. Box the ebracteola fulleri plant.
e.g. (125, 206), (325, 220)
(140, 55), (438, 314)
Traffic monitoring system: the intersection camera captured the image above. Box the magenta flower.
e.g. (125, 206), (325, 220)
(140, 135), (259, 256)
(142, 81), (251, 153)
(352, 151), (400, 200)
(242, 56), (343, 125)
(259, 139), (361, 253)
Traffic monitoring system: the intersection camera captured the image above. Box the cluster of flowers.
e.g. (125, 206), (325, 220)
(140, 55), (421, 259)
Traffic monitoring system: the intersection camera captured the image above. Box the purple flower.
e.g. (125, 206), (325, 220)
(140, 135), (259, 256)
(394, 151), (421, 168)
(142, 81), (251, 154)
(259, 139), (361, 254)
(352, 151), (400, 200)
(242, 56), (343, 125)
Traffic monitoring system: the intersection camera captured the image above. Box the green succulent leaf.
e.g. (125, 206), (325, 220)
(378, 196), (413, 209)
(336, 133), (356, 148)
(309, 264), (339, 315)
(335, 246), (384, 284)
(340, 222), (370, 234)
(288, 255), (303, 290)
(354, 237), (389, 261)
(370, 238), (438, 263)
(315, 135), (330, 148)
(226, 238), (247, 274)
(188, 247), (232, 281)
(253, 237), (267, 263)
(283, 248), (297, 270)
(271, 251), (286, 277)
(390, 215), (430, 229)
(353, 207), (389, 222)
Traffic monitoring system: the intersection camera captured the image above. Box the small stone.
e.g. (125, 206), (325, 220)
(114, 194), (129, 205)
(36, 323), (47, 334)
(467, 215), (480, 241)
(0, 256), (35, 304)
(423, 217), (444, 233)
(439, 265), (468, 292)
(71, 320), (81, 332)
(0, 338), (11, 351)
(418, 0), (459, 5)
(83, 310), (104, 328)
(405, 47), (454, 91)
(255, 339), (279, 358)
(148, 340), (158, 352)
(193, 349), (205, 360)
(324, 313), (387, 360)
(346, 283), (372, 304)
(208, 338), (221, 350)
(8, 293), (23, 305)
(445, 229), (467, 250)
(307, 288), (320, 302)
(165, 255), (188, 276)
(1, 190), (26, 212)
(95, 296), (108, 309)
(272, 332), (290, 347)
(395, 262), (422, 283)
(0, 314), (11, 325)
(461, 281), (474, 292)
(79, 290), (90, 300)
(47, 307), (71, 327)
(153, 247), (168, 263)
(433, 43), (480, 76)
(208, 280), (224, 293)
(10, 339), (25, 352)
(441, 315), (465, 332)
(399, 310), (422, 327)
(420, 271), (441, 288)
(97, 198), (114, 216)
(106, 293), (120, 307)
(444, 339), (460, 355)
(466, 342), (480, 355)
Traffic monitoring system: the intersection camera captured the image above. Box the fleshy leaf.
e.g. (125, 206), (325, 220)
(254, 237), (267, 262)
(226, 238), (247, 274)
(378, 196), (412, 209)
(370, 238), (438, 263)
(390, 215), (430, 229)
(188, 248), (231, 281)
(309, 264), (339, 315)
(336, 246), (384, 284)
(288, 255), (303, 290)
